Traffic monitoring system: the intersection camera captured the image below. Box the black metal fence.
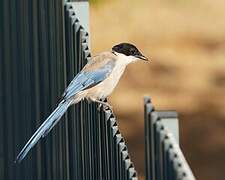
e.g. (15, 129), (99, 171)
(144, 97), (195, 180)
(0, 0), (137, 180)
(1, 0), (196, 180)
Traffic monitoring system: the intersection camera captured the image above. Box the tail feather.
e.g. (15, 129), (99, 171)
(15, 100), (72, 163)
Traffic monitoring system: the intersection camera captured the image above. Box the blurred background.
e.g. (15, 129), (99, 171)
(89, 0), (225, 179)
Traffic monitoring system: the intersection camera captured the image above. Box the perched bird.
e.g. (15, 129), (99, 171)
(15, 42), (148, 163)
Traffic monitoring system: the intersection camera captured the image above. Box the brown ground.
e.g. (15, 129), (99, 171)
(90, 0), (225, 179)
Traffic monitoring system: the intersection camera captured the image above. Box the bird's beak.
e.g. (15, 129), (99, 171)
(136, 55), (149, 61)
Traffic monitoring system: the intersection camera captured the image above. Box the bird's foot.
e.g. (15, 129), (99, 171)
(97, 104), (102, 111)
(95, 100), (113, 112)
(103, 103), (113, 111)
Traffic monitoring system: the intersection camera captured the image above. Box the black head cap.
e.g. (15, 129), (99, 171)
(112, 43), (148, 60)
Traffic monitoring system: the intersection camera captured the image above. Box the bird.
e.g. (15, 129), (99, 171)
(15, 42), (148, 163)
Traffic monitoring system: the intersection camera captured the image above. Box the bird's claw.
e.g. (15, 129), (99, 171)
(97, 103), (113, 112)
(97, 104), (102, 111)
(103, 104), (113, 111)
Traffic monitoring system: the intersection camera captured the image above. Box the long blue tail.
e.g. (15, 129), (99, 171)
(15, 99), (72, 163)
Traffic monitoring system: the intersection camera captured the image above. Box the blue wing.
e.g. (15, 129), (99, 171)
(15, 54), (117, 163)
(63, 59), (116, 100)
(15, 57), (116, 163)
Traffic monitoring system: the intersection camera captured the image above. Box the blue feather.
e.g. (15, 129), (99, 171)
(63, 60), (115, 99)
(15, 58), (116, 162)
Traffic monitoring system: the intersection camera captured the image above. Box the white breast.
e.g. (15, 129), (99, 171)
(85, 57), (128, 100)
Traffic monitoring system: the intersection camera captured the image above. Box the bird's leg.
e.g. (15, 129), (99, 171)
(86, 97), (92, 104)
(97, 103), (103, 111)
(94, 99), (113, 111)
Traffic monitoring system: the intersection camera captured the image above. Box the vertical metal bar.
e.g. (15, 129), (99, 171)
(144, 97), (154, 180)
(0, 1), (4, 179)
(2, 1), (13, 180)
(155, 122), (162, 180)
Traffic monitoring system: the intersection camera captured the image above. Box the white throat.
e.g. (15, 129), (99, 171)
(114, 52), (138, 65)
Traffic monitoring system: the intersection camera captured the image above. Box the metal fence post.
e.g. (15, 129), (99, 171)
(144, 96), (195, 180)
